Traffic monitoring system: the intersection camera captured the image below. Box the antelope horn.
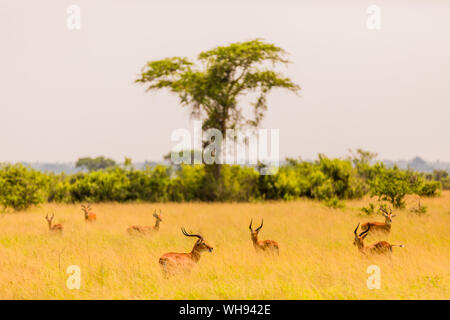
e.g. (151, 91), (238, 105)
(354, 223), (360, 235)
(181, 227), (203, 240)
(255, 219), (263, 232)
(379, 206), (390, 215)
(249, 219), (253, 231)
(359, 225), (370, 237)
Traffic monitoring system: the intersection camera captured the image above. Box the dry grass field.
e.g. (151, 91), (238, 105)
(0, 192), (449, 300)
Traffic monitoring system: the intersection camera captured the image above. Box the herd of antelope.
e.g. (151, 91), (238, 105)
(43, 204), (404, 277)
(353, 206), (404, 255)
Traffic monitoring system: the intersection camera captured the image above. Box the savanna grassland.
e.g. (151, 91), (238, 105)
(0, 193), (449, 300)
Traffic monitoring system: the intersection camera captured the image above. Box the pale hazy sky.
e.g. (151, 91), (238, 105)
(1, 0), (449, 163)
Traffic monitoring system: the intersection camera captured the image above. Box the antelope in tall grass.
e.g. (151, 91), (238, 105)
(353, 223), (404, 256)
(360, 206), (396, 235)
(127, 209), (163, 235)
(45, 213), (63, 233)
(159, 228), (213, 278)
(249, 219), (279, 255)
(81, 204), (96, 222)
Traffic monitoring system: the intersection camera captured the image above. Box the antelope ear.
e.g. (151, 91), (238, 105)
(392, 214), (396, 218)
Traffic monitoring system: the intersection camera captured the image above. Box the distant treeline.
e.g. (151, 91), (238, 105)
(21, 156), (450, 174)
(0, 152), (447, 211)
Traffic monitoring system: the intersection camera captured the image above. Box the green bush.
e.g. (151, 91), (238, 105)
(360, 203), (376, 216)
(68, 165), (171, 203)
(441, 178), (450, 190)
(220, 165), (260, 201)
(0, 164), (49, 211)
(430, 170), (450, 190)
(169, 164), (205, 202)
(324, 196), (345, 209)
(369, 164), (412, 208)
(47, 173), (72, 203)
(416, 181), (441, 197)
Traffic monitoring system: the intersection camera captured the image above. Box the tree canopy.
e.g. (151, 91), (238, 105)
(75, 156), (116, 172)
(136, 40), (299, 134)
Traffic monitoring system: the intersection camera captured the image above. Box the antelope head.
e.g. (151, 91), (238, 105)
(353, 223), (370, 249)
(45, 213), (55, 229)
(249, 219), (264, 242)
(182, 228), (213, 253)
(81, 204), (91, 217)
(153, 209), (163, 222)
(379, 206), (396, 224)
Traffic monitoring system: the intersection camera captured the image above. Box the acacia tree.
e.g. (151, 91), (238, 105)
(136, 39), (300, 195)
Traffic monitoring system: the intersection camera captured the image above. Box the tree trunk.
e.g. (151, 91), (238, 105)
(213, 163), (221, 181)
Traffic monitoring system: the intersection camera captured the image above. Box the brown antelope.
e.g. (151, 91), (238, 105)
(360, 206), (396, 235)
(353, 223), (404, 256)
(81, 204), (96, 222)
(127, 209), (163, 235)
(159, 228), (213, 278)
(249, 219), (279, 255)
(45, 213), (63, 233)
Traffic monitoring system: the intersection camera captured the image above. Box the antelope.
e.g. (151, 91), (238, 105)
(159, 228), (213, 278)
(45, 213), (63, 233)
(249, 219), (279, 255)
(360, 206), (396, 235)
(353, 223), (404, 256)
(127, 209), (163, 235)
(81, 204), (96, 222)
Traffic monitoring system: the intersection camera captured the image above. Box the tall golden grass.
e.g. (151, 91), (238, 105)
(0, 192), (448, 299)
